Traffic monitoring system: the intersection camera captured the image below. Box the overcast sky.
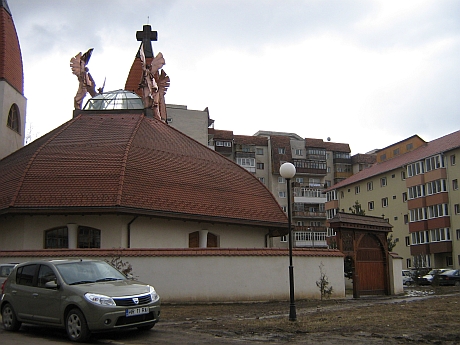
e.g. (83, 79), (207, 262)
(8, 0), (460, 155)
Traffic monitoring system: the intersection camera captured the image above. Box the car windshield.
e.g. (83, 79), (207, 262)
(55, 261), (126, 285)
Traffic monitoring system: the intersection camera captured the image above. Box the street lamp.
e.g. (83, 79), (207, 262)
(279, 162), (297, 321)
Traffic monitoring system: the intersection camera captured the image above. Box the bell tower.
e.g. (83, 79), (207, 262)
(0, 0), (26, 159)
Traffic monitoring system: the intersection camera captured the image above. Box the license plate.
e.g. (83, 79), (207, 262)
(125, 307), (149, 317)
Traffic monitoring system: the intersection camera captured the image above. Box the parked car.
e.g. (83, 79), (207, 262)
(438, 269), (460, 286)
(402, 270), (414, 286)
(417, 268), (451, 285)
(1, 259), (160, 342)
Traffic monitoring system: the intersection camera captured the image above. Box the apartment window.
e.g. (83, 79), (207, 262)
(401, 171), (406, 180)
(296, 177), (304, 183)
(426, 179), (447, 195)
(392, 195), (396, 200)
(281, 206), (287, 212)
(382, 197), (388, 207)
(427, 204), (449, 219)
(278, 177), (286, 183)
(355, 186), (360, 194)
(425, 154), (444, 172)
(402, 192), (408, 202)
(295, 149), (302, 156)
(453, 179), (458, 191)
(278, 148), (285, 154)
(215, 141), (231, 147)
(280, 235), (287, 242)
(380, 153), (386, 161)
(327, 166), (331, 173)
(447, 256), (453, 267)
(279, 191), (286, 198)
(325, 180), (331, 188)
(393, 148), (400, 156)
(256, 162), (264, 170)
(367, 181), (373, 191)
(256, 148), (264, 155)
(368, 201), (374, 210)
(404, 214), (409, 224)
(451, 154), (456, 165)
(410, 207), (427, 222)
(457, 229), (460, 240)
(380, 177), (387, 187)
(405, 236), (410, 246)
(430, 228), (450, 242)
(340, 191), (344, 198)
(407, 161), (425, 177)
(406, 258), (412, 268)
(455, 204), (460, 215)
(408, 185), (425, 199)
(237, 157), (255, 168)
(406, 143), (413, 150)
(258, 177), (265, 184)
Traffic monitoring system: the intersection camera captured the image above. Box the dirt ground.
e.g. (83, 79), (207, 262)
(159, 286), (460, 344)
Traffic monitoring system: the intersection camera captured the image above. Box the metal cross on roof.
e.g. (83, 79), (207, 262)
(136, 24), (158, 58)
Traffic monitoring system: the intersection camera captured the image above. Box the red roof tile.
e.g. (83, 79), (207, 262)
(327, 130), (460, 190)
(0, 2), (23, 93)
(0, 112), (288, 232)
(0, 248), (344, 258)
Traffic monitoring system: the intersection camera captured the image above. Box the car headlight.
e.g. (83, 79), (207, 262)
(84, 293), (116, 306)
(149, 285), (160, 302)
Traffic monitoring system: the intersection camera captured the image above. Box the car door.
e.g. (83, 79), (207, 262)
(12, 264), (39, 321)
(31, 264), (62, 324)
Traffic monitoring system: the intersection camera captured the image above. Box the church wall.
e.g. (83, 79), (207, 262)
(0, 81), (26, 159)
(1, 214), (269, 250)
(129, 217), (268, 248)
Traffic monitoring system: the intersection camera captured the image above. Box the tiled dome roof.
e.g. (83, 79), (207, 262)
(0, 111), (288, 234)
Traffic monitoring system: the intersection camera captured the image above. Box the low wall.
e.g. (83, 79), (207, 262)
(0, 248), (345, 302)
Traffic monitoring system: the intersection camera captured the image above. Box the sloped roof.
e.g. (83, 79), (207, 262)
(0, 0), (23, 93)
(329, 212), (393, 231)
(327, 129), (460, 190)
(305, 138), (350, 152)
(0, 111), (288, 233)
(234, 135), (268, 146)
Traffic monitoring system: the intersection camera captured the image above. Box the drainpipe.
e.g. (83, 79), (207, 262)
(127, 216), (138, 248)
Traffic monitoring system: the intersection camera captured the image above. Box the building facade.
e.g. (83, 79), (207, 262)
(205, 129), (352, 249)
(325, 131), (460, 270)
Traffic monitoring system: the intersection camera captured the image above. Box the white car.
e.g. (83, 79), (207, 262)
(402, 270), (414, 286)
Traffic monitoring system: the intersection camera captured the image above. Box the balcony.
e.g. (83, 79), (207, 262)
(292, 159), (327, 175)
(293, 210), (326, 218)
(293, 187), (327, 204)
(294, 230), (328, 248)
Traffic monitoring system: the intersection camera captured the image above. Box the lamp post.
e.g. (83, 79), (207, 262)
(279, 162), (297, 321)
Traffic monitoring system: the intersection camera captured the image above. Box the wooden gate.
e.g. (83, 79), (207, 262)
(355, 233), (386, 295)
(329, 212), (393, 298)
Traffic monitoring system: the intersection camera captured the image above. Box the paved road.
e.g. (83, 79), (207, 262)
(0, 322), (268, 345)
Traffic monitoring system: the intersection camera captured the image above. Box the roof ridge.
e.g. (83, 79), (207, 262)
(116, 114), (144, 205)
(9, 116), (80, 207)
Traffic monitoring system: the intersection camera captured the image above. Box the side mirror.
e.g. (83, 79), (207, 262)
(45, 281), (59, 289)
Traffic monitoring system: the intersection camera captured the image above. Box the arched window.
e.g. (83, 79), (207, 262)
(7, 103), (20, 134)
(78, 226), (101, 248)
(45, 227), (68, 248)
(44, 225), (101, 248)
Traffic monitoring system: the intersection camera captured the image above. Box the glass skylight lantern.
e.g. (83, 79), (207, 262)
(279, 162), (297, 321)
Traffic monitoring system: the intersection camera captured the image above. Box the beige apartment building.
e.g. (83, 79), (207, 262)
(325, 132), (460, 270)
(207, 129), (352, 249)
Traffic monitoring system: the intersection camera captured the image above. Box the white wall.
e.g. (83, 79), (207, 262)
(0, 249), (345, 302)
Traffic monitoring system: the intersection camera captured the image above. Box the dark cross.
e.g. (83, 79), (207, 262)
(136, 24), (158, 58)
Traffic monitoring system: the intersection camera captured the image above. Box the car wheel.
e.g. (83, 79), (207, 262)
(66, 308), (90, 342)
(2, 303), (22, 331)
(137, 323), (155, 331)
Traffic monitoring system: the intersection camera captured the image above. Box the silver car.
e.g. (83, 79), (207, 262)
(1, 259), (160, 342)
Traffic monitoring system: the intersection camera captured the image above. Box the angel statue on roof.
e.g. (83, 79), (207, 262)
(139, 43), (170, 121)
(70, 48), (100, 110)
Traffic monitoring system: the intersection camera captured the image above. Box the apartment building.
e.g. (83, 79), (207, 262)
(207, 129), (352, 249)
(325, 131), (460, 270)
